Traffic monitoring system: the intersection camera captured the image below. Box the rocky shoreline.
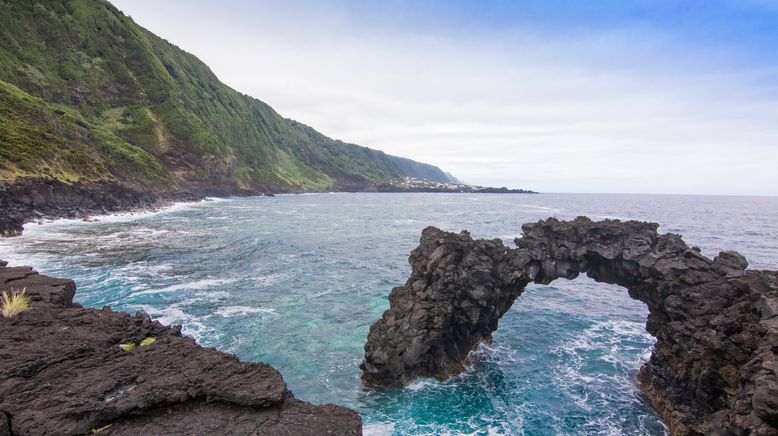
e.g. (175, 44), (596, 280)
(0, 261), (361, 435)
(361, 217), (778, 435)
(0, 180), (206, 237)
(372, 186), (537, 194)
(0, 180), (536, 237)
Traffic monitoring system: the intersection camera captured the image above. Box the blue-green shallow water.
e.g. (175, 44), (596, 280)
(3, 193), (778, 435)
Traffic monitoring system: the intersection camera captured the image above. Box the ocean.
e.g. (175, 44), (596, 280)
(2, 193), (777, 435)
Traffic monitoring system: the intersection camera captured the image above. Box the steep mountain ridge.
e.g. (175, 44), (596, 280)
(0, 0), (454, 195)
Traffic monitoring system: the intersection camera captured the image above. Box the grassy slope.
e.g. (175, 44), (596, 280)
(0, 0), (452, 193)
(0, 79), (170, 190)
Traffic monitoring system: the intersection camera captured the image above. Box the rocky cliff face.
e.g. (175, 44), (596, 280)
(0, 261), (361, 435)
(361, 217), (778, 435)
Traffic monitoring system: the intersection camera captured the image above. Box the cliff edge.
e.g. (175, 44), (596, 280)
(0, 260), (361, 435)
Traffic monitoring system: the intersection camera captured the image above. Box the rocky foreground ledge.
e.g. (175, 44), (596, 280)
(361, 217), (778, 435)
(0, 261), (361, 435)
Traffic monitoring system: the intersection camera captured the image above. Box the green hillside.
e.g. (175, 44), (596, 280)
(0, 0), (453, 194)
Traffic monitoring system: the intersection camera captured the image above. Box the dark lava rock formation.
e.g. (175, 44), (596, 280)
(0, 180), (202, 237)
(361, 217), (778, 435)
(0, 260), (361, 435)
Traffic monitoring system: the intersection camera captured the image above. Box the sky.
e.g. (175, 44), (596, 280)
(109, 0), (778, 195)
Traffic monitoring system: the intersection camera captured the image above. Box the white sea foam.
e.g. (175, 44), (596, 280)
(543, 318), (659, 432)
(0, 245), (50, 270)
(594, 214), (628, 221)
(308, 289), (333, 298)
(124, 262), (174, 275)
(362, 423), (394, 436)
(137, 303), (211, 342)
(473, 343), (520, 364)
(405, 379), (437, 392)
(498, 235), (518, 245)
(516, 204), (561, 212)
(11, 198), (214, 239)
(214, 305), (278, 317)
(133, 278), (236, 296)
(554, 319), (654, 374)
(192, 290), (231, 303)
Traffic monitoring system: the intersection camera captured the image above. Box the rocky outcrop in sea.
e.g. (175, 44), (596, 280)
(361, 217), (778, 435)
(0, 261), (361, 435)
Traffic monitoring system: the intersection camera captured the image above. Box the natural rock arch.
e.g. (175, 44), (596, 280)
(361, 217), (778, 435)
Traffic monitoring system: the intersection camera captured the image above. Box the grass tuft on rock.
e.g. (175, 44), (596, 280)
(119, 342), (136, 352)
(1, 287), (30, 318)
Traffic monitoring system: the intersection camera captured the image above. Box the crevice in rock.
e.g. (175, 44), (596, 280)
(0, 410), (12, 436)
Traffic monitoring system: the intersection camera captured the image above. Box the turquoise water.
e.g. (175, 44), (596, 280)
(2, 193), (778, 435)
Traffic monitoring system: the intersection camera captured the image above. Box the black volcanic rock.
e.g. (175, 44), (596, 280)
(0, 263), (361, 435)
(0, 180), (203, 237)
(361, 217), (778, 435)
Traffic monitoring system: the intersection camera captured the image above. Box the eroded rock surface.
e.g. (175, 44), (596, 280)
(361, 217), (778, 435)
(0, 262), (361, 435)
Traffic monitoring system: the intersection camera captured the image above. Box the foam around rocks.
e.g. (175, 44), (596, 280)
(0, 262), (361, 435)
(361, 217), (778, 435)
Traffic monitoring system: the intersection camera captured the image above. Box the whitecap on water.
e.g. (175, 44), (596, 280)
(405, 379), (438, 392)
(515, 204), (562, 213)
(551, 319), (654, 387)
(543, 318), (661, 433)
(133, 278), (236, 296)
(137, 303), (212, 342)
(362, 423), (394, 436)
(472, 343), (520, 364)
(214, 306), (278, 318)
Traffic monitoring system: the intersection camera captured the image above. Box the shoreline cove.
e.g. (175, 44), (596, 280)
(3, 193), (778, 434)
(0, 178), (535, 238)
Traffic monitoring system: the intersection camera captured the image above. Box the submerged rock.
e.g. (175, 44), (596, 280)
(361, 217), (778, 435)
(0, 263), (361, 435)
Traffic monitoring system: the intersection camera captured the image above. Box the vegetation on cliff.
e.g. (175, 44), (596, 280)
(0, 0), (454, 194)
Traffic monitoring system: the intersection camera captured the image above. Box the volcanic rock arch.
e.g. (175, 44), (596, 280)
(360, 217), (778, 435)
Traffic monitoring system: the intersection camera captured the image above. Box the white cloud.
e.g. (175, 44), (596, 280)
(111, 0), (778, 195)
